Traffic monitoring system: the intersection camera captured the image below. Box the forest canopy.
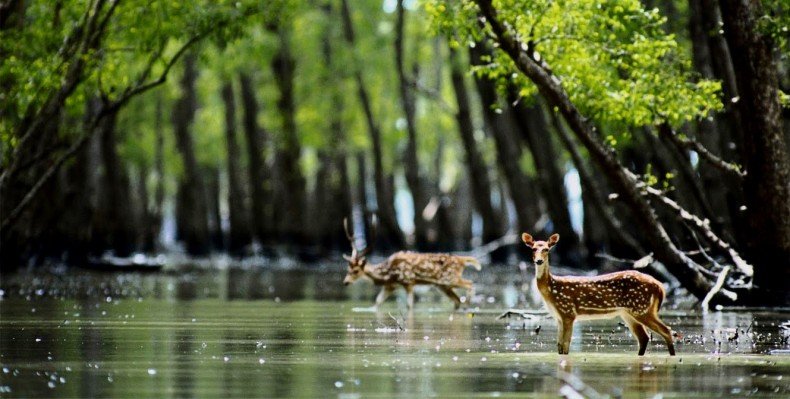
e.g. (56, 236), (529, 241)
(1, 0), (789, 307)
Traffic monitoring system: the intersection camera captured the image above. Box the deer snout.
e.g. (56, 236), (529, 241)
(535, 258), (544, 265)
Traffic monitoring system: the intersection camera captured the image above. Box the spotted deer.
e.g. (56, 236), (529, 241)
(342, 218), (481, 310)
(522, 233), (675, 356)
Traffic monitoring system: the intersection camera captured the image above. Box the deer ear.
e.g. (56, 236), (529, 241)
(548, 234), (560, 247)
(522, 233), (534, 247)
(343, 254), (353, 262)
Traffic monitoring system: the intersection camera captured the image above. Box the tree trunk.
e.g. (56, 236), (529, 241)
(340, 0), (404, 250)
(53, 103), (100, 264)
(96, 106), (136, 257)
(172, 54), (210, 256)
(205, 165), (223, 251)
(395, 0), (429, 249)
(312, 149), (352, 254)
(719, 0), (790, 301)
(312, 152), (333, 251)
(239, 72), (272, 247)
(549, 111), (644, 260)
(512, 97), (581, 260)
(449, 174), (475, 250)
(134, 164), (154, 253)
(428, 137), (456, 251)
(318, 2), (353, 253)
(687, 0), (738, 238)
(270, 22), (307, 246)
(147, 92), (166, 253)
(221, 81), (252, 256)
(469, 45), (539, 239)
(356, 151), (369, 216)
(448, 46), (506, 257)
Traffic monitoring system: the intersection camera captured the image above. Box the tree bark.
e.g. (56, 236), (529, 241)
(239, 72), (272, 247)
(96, 106), (136, 257)
(269, 22), (307, 245)
(172, 54), (210, 256)
(719, 0), (790, 301)
(221, 81), (252, 256)
(148, 92), (166, 252)
(205, 165), (223, 251)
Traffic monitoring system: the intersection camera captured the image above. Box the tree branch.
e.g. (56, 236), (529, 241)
(1, 31), (214, 236)
(1, 0), (112, 191)
(408, 78), (455, 114)
(658, 123), (744, 178)
(629, 169), (754, 277)
(0, 133), (93, 235)
(107, 34), (206, 114)
(549, 109), (645, 255)
(701, 266), (733, 311)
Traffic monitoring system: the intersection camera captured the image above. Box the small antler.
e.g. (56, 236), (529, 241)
(343, 217), (354, 242)
(343, 217), (358, 258)
(343, 215), (376, 258)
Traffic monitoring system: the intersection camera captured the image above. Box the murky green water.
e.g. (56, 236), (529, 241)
(1, 264), (789, 398)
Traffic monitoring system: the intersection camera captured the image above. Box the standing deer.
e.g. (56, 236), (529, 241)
(522, 233), (675, 356)
(342, 218), (481, 310)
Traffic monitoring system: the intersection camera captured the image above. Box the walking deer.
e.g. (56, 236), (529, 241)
(522, 233), (675, 356)
(342, 218), (481, 310)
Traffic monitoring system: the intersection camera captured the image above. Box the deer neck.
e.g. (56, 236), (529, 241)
(363, 261), (388, 283)
(534, 258), (554, 289)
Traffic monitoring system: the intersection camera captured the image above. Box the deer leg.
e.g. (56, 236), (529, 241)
(622, 314), (650, 356)
(557, 318), (574, 355)
(465, 282), (475, 307)
(640, 314), (676, 356)
(405, 284), (415, 310)
(439, 286), (462, 310)
(374, 285), (394, 308)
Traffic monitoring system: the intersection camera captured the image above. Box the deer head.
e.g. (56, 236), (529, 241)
(342, 216), (376, 285)
(522, 233), (559, 265)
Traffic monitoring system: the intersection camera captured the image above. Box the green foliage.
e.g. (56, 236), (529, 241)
(0, 0), (279, 161)
(641, 164), (676, 191)
(426, 0), (723, 130)
(759, 0), (789, 58)
(780, 90), (790, 109)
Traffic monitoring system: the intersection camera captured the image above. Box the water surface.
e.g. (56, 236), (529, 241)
(1, 264), (789, 398)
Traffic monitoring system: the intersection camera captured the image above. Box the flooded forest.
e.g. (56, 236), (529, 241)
(1, 0), (790, 397)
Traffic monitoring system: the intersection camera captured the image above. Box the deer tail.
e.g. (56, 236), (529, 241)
(464, 257), (482, 271)
(653, 284), (666, 313)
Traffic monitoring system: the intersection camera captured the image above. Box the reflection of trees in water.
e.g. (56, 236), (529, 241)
(225, 267), (347, 301)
